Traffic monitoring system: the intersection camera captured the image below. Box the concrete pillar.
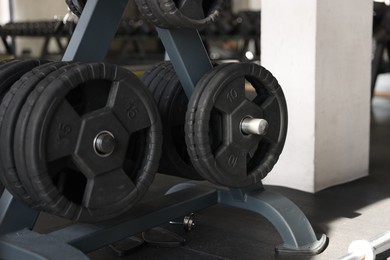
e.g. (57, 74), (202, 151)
(261, 0), (372, 192)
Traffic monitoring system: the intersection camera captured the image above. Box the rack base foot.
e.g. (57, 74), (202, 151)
(1, 183), (327, 259)
(276, 233), (328, 256)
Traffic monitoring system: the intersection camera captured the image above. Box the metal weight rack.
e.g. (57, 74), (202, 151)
(0, 0), (328, 258)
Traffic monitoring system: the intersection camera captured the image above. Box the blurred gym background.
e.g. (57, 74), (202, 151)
(0, 0), (260, 64)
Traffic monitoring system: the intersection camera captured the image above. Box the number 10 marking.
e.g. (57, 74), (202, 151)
(227, 88), (238, 103)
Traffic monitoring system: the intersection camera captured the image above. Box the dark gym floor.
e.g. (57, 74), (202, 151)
(33, 77), (390, 260)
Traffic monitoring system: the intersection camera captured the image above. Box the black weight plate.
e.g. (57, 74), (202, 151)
(203, 63), (287, 186)
(155, 0), (224, 30)
(0, 61), (71, 207)
(13, 63), (80, 210)
(186, 63), (288, 187)
(156, 66), (203, 180)
(141, 62), (172, 96)
(135, 0), (172, 29)
(0, 60), (13, 67)
(17, 63), (162, 222)
(12, 62), (107, 214)
(65, 0), (86, 17)
(0, 59), (48, 200)
(185, 63), (257, 185)
(13, 62), (123, 217)
(149, 65), (176, 104)
(0, 60), (48, 101)
(185, 63), (233, 185)
(0, 59), (20, 71)
(147, 0), (181, 29)
(141, 62), (202, 180)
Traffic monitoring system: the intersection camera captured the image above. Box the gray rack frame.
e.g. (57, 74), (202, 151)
(0, 0), (327, 258)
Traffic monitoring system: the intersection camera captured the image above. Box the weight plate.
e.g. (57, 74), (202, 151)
(185, 63), (288, 187)
(185, 63), (231, 185)
(0, 61), (71, 207)
(160, 79), (203, 180)
(141, 62), (172, 97)
(65, 0), (86, 17)
(184, 63), (260, 185)
(15, 63), (162, 222)
(14, 63), (81, 211)
(135, 0), (223, 30)
(141, 62), (202, 180)
(0, 60), (48, 101)
(135, 0), (172, 29)
(0, 59), (20, 71)
(149, 64), (176, 104)
(0, 59), (48, 200)
(157, 0), (224, 30)
(0, 59), (13, 67)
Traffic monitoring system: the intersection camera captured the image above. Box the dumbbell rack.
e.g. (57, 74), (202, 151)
(0, 0), (327, 258)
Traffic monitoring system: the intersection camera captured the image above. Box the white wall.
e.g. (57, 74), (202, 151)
(13, 0), (68, 21)
(0, 0), (10, 24)
(11, 0), (68, 57)
(0, 0), (10, 54)
(261, 0), (372, 192)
